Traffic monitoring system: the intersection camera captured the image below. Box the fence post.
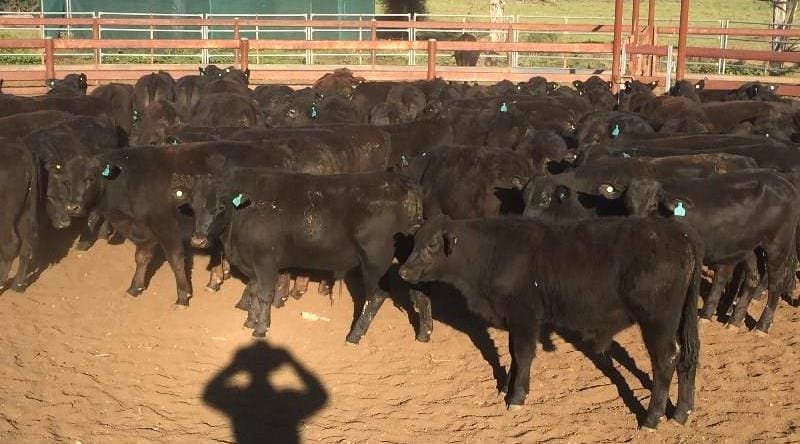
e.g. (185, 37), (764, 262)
(233, 18), (240, 64)
(370, 19), (377, 65)
(92, 17), (100, 65)
(426, 39), (437, 80)
(611, 0), (624, 93)
(676, 0), (690, 80)
(506, 21), (513, 69)
(44, 36), (55, 82)
(239, 38), (249, 71)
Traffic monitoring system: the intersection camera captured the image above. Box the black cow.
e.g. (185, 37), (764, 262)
(46, 73), (88, 96)
(181, 168), (425, 341)
(453, 33), (480, 67)
(130, 100), (185, 146)
(398, 215), (701, 430)
(0, 110), (73, 139)
(189, 93), (263, 128)
(0, 142), (39, 293)
(90, 83), (135, 141)
(133, 71), (175, 118)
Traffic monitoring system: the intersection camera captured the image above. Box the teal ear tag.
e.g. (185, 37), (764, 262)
(101, 164), (112, 178)
(231, 194), (244, 208)
(611, 124), (621, 138)
(500, 102), (509, 113)
(673, 201), (686, 217)
(309, 104), (318, 119)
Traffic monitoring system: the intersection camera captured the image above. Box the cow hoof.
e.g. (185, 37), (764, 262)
(126, 287), (143, 297)
(506, 404), (523, 412)
(670, 411), (691, 426)
(415, 332), (431, 343)
(640, 425), (658, 433)
(205, 284), (220, 293)
(251, 327), (267, 338)
(173, 304), (189, 310)
(345, 333), (361, 345)
(75, 241), (92, 252)
(754, 329), (768, 337)
(698, 317), (711, 325)
(11, 283), (26, 293)
(235, 301), (250, 311)
(243, 318), (256, 329)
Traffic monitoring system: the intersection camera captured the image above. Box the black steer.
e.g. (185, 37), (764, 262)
(399, 216), (701, 430)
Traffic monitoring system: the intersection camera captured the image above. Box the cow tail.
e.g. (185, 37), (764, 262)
(25, 149), (40, 256)
(678, 244), (701, 373)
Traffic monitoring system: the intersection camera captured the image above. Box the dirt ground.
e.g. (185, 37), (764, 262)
(1, 232), (800, 443)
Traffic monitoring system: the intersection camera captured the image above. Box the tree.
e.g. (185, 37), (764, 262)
(0, 0), (40, 12)
(772, 0), (799, 51)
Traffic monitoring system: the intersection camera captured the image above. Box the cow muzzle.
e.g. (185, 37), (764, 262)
(190, 234), (210, 249)
(65, 202), (84, 217)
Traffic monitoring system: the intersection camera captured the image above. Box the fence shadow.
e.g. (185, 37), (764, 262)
(203, 341), (328, 444)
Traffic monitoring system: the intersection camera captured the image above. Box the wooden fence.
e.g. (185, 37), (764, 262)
(0, 15), (799, 95)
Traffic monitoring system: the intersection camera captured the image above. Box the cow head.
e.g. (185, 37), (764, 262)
(624, 178), (692, 218)
(523, 176), (579, 219)
(44, 160), (73, 229)
(49, 156), (111, 222)
(398, 215), (458, 284)
(185, 174), (248, 249)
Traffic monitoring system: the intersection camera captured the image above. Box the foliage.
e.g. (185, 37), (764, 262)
(0, 0), (39, 12)
(380, 0), (427, 15)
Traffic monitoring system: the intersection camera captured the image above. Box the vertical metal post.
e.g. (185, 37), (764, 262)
(610, 0), (624, 93)
(45, 36), (55, 81)
(676, 0), (690, 80)
(92, 17), (100, 65)
(149, 14), (154, 64)
(631, 0), (641, 45)
(233, 18), (240, 64)
(506, 21), (513, 69)
(239, 38), (249, 71)
(370, 19), (377, 65)
(426, 39), (437, 80)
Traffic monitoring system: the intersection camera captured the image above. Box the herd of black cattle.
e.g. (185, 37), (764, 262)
(1, 65), (799, 430)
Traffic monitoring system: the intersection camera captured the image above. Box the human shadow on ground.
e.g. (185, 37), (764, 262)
(203, 341), (328, 444)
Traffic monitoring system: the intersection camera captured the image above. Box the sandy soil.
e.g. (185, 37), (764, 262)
(1, 232), (800, 443)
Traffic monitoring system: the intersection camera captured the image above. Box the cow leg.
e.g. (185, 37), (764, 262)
(0, 238), (18, 292)
(700, 263), (735, 320)
(754, 254), (794, 333)
(11, 210), (36, 292)
(505, 320), (539, 409)
(346, 260), (393, 344)
(672, 344), (698, 426)
(640, 329), (678, 430)
(318, 279), (333, 297)
(410, 288), (433, 342)
(161, 240), (192, 306)
(236, 284), (253, 312)
(251, 262), (278, 338)
(76, 212), (102, 251)
(273, 273), (291, 308)
(127, 242), (156, 297)
(205, 250), (226, 292)
(290, 275), (309, 299)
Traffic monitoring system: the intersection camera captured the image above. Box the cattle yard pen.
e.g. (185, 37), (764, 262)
(0, 0), (799, 95)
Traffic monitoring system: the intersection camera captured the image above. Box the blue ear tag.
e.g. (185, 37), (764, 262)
(310, 104), (318, 119)
(101, 164), (112, 178)
(673, 201), (686, 217)
(231, 194), (244, 208)
(611, 124), (621, 138)
(499, 102), (509, 113)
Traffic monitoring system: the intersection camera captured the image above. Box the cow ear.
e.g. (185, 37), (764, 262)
(442, 230), (458, 256)
(199, 67), (205, 76)
(230, 193), (251, 209)
(244, 69), (251, 80)
(100, 163), (121, 180)
(572, 80), (583, 90)
(697, 79), (706, 90)
(79, 73), (87, 83)
(648, 81), (659, 90)
(598, 183), (621, 199)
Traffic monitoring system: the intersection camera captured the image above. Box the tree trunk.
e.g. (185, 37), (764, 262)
(489, 0), (507, 43)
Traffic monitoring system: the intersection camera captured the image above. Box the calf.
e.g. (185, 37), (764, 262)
(399, 216), (701, 430)
(182, 168), (425, 341)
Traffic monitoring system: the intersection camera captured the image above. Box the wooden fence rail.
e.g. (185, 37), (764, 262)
(0, 17), (798, 95)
